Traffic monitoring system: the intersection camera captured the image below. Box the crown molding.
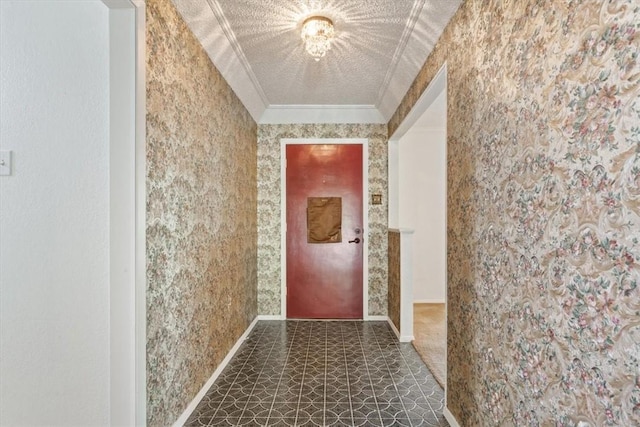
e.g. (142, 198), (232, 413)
(375, 0), (425, 120)
(172, 0), (418, 124)
(172, 0), (268, 121)
(173, 0), (459, 125)
(259, 105), (385, 124)
(377, 0), (454, 122)
(390, 63), (447, 140)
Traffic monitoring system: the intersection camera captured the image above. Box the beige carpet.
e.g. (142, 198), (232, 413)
(413, 303), (446, 388)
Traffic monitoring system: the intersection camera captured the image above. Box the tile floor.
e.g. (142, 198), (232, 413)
(185, 321), (448, 427)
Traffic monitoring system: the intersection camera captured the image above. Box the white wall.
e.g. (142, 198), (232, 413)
(399, 126), (446, 303)
(0, 2), (111, 425)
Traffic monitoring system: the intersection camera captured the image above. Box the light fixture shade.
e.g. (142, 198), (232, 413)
(301, 16), (334, 61)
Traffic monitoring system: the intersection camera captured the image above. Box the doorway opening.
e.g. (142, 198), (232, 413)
(388, 64), (448, 390)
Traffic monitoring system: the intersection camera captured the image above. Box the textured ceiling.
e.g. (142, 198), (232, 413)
(172, 0), (462, 123)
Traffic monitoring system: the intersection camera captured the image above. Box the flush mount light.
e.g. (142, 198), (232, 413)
(301, 16), (335, 61)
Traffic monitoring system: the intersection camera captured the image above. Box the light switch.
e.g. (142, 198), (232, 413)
(0, 151), (11, 176)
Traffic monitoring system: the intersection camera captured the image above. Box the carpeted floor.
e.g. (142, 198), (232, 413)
(412, 303), (446, 389)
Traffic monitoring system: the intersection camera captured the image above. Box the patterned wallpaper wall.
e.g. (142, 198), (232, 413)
(146, 0), (257, 425)
(388, 230), (401, 332)
(390, 0), (640, 425)
(257, 124), (388, 317)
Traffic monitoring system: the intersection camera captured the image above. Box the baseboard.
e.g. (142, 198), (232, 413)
(443, 407), (461, 427)
(386, 316), (400, 339)
(172, 316), (260, 427)
(256, 314), (285, 320)
(385, 317), (414, 342)
(414, 299), (446, 304)
(366, 315), (389, 321)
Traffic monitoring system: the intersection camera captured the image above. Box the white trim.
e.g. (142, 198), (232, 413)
(102, 0), (133, 7)
(387, 316), (400, 338)
(385, 317), (412, 341)
(172, 317), (261, 427)
(389, 62), (449, 402)
(376, 7), (459, 121)
(365, 315), (388, 321)
(171, 0), (268, 121)
(362, 144), (370, 318)
(413, 299), (446, 304)
(259, 105), (385, 124)
(286, 318), (370, 322)
(204, 0), (269, 107)
(132, 1), (147, 424)
(398, 229), (415, 342)
(442, 64), (449, 406)
(374, 0), (424, 114)
(280, 137), (287, 319)
(256, 314), (285, 321)
(102, 1), (146, 425)
(388, 227), (415, 233)
(389, 63), (448, 141)
(403, 125), (445, 133)
(280, 138), (369, 320)
(444, 407), (461, 427)
(107, 3), (137, 425)
(172, 1), (460, 125)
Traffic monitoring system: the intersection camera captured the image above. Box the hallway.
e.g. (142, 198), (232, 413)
(185, 321), (447, 426)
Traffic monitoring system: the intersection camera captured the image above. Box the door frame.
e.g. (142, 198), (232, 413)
(102, 0), (146, 424)
(388, 63), (448, 401)
(280, 138), (369, 319)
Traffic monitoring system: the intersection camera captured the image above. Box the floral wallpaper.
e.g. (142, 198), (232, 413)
(390, 0), (640, 425)
(388, 230), (401, 332)
(146, 0), (257, 425)
(257, 124), (388, 317)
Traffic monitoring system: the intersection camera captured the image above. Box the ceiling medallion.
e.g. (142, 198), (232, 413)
(301, 16), (335, 61)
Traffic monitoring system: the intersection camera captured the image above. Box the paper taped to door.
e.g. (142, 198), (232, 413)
(307, 197), (342, 243)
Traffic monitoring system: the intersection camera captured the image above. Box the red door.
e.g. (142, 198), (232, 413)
(286, 144), (363, 319)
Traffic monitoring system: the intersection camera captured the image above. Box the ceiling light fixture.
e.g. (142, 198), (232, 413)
(301, 16), (335, 61)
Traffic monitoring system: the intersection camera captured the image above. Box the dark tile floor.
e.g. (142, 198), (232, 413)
(185, 321), (448, 427)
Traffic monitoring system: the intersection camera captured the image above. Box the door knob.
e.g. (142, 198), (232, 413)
(348, 238), (361, 244)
